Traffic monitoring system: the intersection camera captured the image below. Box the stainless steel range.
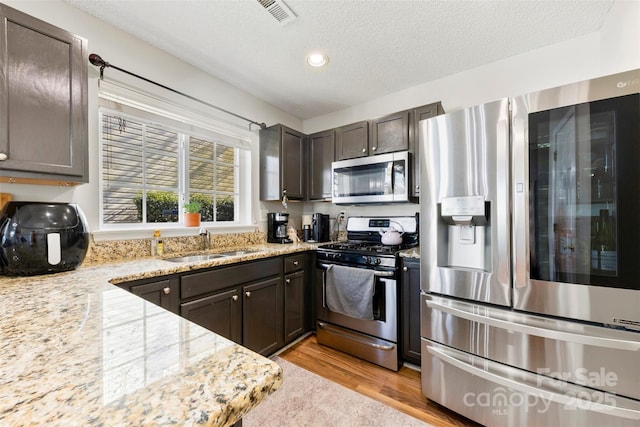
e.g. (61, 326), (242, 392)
(315, 215), (418, 371)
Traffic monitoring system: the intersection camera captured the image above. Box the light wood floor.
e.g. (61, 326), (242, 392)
(278, 334), (481, 427)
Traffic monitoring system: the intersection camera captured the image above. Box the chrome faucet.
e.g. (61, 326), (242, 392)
(199, 227), (210, 250)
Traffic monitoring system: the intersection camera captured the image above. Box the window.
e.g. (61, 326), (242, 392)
(98, 81), (252, 230)
(102, 113), (180, 224)
(188, 136), (238, 222)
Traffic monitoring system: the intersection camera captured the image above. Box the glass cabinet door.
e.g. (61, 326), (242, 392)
(529, 93), (639, 290)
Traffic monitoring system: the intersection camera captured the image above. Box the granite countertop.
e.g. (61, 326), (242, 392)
(398, 246), (420, 258)
(0, 242), (317, 426)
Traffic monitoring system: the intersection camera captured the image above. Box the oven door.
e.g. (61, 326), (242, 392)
(512, 69), (640, 328)
(315, 261), (397, 342)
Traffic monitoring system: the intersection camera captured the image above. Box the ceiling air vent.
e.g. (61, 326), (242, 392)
(257, 0), (297, 26)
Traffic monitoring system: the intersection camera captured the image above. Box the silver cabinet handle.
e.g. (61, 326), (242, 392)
(426, 299), (640, 352)
(427, 344), (640, 420)
(285, 278), (291, 284)
(361, 148), (366, 153)
(415, 184), (420, 190)
(371, 146), (376, 151)
(293, 260), (299, 266)
(245, 291), (251, 297)
(232, 295), (238, 301)
(162, 287), (171, 295)
(403, 266), (408, 271)
(0, 153), (7, 161)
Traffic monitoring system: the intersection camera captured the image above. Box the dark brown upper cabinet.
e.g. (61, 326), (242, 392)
(260, 124), (306, 201)
(307, 129), (335, 201)
(0, 4), (88, 185)
(370, 110), (410, 155)
(335, 121), (369, 160)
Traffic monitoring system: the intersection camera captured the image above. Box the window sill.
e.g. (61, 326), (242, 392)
(92, 224), (259, 242)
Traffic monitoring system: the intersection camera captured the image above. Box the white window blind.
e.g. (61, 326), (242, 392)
(101, 112), (180, 224)
(98, 80), (252, 230)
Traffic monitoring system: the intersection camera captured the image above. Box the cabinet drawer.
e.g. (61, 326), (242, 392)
(181, 257), (281, 299)
(284, 253), (306, 273)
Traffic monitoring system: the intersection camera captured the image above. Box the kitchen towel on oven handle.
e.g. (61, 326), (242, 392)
(325, 264), (375, 320)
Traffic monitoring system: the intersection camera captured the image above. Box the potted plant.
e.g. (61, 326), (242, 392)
(183, 200), (202, 227)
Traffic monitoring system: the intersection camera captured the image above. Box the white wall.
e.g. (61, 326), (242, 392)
(302, 0), (640, 221)
(0, 0), (301, 235)
(3, 0), (639, 234)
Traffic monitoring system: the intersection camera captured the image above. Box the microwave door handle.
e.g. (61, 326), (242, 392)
(387, 161), (394, 195)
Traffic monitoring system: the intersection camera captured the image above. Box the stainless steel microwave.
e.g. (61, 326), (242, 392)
(331, 151), (414, 204)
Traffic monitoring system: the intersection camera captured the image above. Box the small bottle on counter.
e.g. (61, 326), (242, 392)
(152, 230), (164, 256)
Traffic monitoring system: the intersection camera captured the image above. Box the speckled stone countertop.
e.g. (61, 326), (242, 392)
(398, 246), (420, 258)
(0, 242), (317, 426)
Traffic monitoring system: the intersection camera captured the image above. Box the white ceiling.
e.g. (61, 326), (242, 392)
(63, 0), (614, 120)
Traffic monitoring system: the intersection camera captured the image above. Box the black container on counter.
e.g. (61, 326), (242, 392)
(0, 202), (89, 276)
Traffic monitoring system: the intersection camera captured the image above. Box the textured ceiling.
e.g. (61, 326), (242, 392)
(63, 0), (614, 120)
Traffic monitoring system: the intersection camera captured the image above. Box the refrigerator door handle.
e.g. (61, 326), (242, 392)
(426, 299), (640, 352)
(426, 344), (640, 420)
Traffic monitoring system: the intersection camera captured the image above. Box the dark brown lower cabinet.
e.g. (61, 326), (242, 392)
(121, 277), (180, 315)
(181, 287), (242, 344)
(121, 253), (311, 357)
(283, 270), (305, 343)
(243, 277), (284, 355)
(401, 258), (421, 365)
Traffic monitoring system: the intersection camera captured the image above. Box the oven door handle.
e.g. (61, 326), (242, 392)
(318, 262), (395, 277)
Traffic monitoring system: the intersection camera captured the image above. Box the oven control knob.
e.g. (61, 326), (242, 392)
(373, 258), (381, 265)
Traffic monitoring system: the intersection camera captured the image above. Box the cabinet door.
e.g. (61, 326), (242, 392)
(130, 278), (180, 315)
(243, 277), (283, 355)
(401, 259), (421, 365)
(411, 102), (444, 197)
(0, 4), (87, 183)
(284, 270), (305, 343)
(281, 127), (306, 199)
(181, 288), (242, 344)
(335, 121), (369, 160)
(370, 111), (410, 155)
(308, 130), (335, 200)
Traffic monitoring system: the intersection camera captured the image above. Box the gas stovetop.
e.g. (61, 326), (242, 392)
(316, 215), (418, 268)
(318, 241), (413, 255)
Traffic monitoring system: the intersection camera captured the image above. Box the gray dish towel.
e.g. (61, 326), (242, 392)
(325, 264), (375, 320)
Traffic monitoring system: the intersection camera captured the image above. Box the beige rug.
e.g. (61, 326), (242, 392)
(244, 357), (431, 427)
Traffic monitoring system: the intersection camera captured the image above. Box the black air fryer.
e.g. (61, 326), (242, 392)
(0, 202), (89, 276)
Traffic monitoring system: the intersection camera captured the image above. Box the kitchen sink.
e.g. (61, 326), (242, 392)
(164, 249), (265, 263)
(164, 254), (227, 263)
(218, 249), (265, 256)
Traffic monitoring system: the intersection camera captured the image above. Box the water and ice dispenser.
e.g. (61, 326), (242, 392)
(439, 195), (490, 271)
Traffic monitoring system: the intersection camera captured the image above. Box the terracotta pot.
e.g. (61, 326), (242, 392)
(184, 212), (201, 227)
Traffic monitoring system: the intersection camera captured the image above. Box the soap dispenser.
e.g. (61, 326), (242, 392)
(152, 230), (164, 256)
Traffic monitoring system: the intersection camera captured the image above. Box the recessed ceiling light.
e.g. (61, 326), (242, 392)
(306, 52), (329, 67)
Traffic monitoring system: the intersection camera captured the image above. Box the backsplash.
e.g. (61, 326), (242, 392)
(84, 231), (267, 265)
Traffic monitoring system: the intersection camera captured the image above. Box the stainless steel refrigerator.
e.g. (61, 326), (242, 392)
(419, 69), (640, 426)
